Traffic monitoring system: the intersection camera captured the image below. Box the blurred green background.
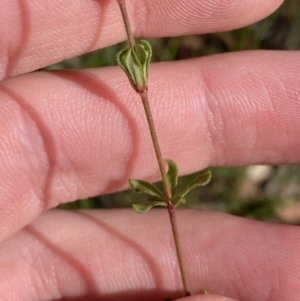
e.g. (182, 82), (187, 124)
(54, 0), (300, 224)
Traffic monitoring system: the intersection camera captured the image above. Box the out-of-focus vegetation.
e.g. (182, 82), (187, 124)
(56, 0), (300, 224)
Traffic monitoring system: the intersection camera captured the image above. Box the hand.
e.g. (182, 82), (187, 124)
(0, 0), (299, 300)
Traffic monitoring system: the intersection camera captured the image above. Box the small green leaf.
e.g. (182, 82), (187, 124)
(139, 40), (152, 85)
(133, 201), (167, 213)
(129, 179), (164, 199)
(116, 40), (152, 93)
(181, 170), (212, 197)
(171, 196), (186, 207)
(166, 159), (178, 197)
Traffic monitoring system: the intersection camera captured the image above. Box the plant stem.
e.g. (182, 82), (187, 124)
(167, 205), (191, 297)
(141, 65), (192, 299)
(140, 91), (191, 297)
(117, 0), (191, 296)
(117, 0), (135, 49)
(139, 92), (171, 201)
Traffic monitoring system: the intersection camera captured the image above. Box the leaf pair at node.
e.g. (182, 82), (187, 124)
(116, 39), (152, 93)
(130, 159), (212, 213)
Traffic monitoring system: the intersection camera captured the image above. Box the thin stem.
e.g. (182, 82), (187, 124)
(168, 203), (191, 297)
(117, 0), (135, 49)
(140, 92), (172, 201)
(140, 91), (191, 297)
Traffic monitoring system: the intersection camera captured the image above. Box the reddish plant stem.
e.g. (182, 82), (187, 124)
(140, 91), (191, 297)
(139, 91), (171, 201)
(167, 203), (192, 297)
(117, 0), (135, 49)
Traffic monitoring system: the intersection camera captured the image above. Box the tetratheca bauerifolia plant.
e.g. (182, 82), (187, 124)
(115, 0), (211, 299)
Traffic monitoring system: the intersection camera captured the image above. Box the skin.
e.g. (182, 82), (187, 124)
(0, 0), (299, 300)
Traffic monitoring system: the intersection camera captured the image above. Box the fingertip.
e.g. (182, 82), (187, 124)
(175, 294), (238, 301)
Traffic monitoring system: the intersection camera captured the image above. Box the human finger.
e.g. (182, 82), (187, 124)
(0, 0), (283, 79)
(177, 295), (237, 301)
(0, 209), (299, 300)
(0, 50), (299, 243)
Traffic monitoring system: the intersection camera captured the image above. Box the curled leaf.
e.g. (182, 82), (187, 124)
(171, 196), (186, 207)
(166, 159), (178, 197)
(116, 40), (152, 93)
(129, 179), (164, 199)
(133, 201), (167, 213)
(181, 170), (212, 197)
